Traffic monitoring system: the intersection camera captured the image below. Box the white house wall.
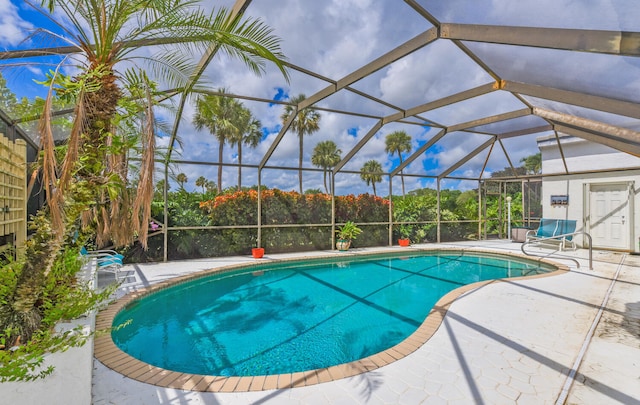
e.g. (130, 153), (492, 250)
(541, 172), (640, 251)
(538, 135), (640, 251)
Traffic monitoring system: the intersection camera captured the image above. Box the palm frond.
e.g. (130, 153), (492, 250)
(57, 88), (87, 196)
(130, 74), (156, 249)
(39, 66), (68, 235)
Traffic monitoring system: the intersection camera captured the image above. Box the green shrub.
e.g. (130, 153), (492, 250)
(0, 246), (115, 381)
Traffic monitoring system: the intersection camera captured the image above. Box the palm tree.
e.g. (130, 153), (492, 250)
(311, 140), (341, 194)
(193, 90), (244, 193)
(385, 130), (412, 196)
(230, 105), (262, 190)
(176, 173), (188, 191)
(155, 179), (168, 196)
(521, 153), (542, 174)
(205, 180), (217, 194)
(1, 0), (288, 350)
(280, 94), (321, 194)
(360, 160), (383, 196)
(195, 176), (207, 193)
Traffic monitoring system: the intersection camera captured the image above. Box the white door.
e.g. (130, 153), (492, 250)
(589, 183), (630, 250)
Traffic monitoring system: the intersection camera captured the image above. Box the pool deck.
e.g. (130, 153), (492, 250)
(84, 241), (640, 404)
(2, 241), (634, 404)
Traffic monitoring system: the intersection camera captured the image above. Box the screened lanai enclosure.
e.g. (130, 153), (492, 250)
(0, 0), (638, 261)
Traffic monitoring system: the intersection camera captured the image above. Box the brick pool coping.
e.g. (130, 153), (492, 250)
(94, 247), (569, 392)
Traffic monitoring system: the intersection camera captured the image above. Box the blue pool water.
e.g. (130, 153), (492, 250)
(111, 251), (554, 376)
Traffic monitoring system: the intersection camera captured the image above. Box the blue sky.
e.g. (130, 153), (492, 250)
(1, 0), (633, 195)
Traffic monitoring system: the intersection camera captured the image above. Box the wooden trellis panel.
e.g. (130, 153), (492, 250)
(0, 133), (26, 251)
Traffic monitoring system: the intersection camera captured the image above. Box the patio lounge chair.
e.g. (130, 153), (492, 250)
(80, 247), (124, 279)
(525, 219), (577, 251)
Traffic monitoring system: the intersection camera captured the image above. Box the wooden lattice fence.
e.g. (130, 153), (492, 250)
(0, 133), (26, 252)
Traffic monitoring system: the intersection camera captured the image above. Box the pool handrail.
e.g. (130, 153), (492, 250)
(521, 231), (593, 270)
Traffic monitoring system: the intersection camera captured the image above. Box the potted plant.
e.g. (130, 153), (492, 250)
(252, 247), (265, 258)
(398, 225), (411, 247)
(336, 221), (362, 251)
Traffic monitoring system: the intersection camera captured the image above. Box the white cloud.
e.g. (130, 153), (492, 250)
(0, 0), (32, 46)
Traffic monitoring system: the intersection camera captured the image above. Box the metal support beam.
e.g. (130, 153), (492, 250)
(298, 29), (439, 112)
(406, 82), (500, 117)
(534, 107), (640, 156)
(439, 138), (496, 179)
(391, 129), (447, 176)
(337, 29), (438, 91)
(440, 24), (640, 56)
(497, 139), (519, 177)
(448, 108), (531, 133)
(554, 124), (640, 157)
(333, 120), (383, 173)
(260, 108), (297, 169)
(504, 81), (640, 119)
(436, 178), (441, 243)
(478, 142), (494, 179)
(498, 125), (553, 139)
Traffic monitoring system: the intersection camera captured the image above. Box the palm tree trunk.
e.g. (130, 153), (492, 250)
(0, 214), (63, 347)
(217, 142), (224, 193)
(323, 170), (328, 194)
(399, 155), (406, 196)
(373, 182), (377, 196)
(298, 133), (304, 194)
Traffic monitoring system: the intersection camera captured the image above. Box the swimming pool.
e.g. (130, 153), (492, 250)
(110, 250), (557, 379)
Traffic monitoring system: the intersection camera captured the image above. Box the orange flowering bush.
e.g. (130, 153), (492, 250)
(198, 189), (389, 253)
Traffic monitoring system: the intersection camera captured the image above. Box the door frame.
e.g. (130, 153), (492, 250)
(583, 181), (634, 251)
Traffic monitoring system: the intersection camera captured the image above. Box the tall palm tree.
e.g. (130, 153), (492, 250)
(176, 173), (188, 191)
(280, 94), (321, 194)
(193, 90), (244, 193)
(360, 159), (383, 196)
(1, 0), (288, 349)
(311, 140), (341, 194)
(230, 105), (262, 190)
(385, 130), (412, 196)
(195, 176), (207, 193)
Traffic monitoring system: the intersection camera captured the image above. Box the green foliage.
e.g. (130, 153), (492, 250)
(521, 153), (542, 174)
(336, 221), (362, 241)
(134, 177), (535, 260)
(0, 246), (115, 382)
(131, 189), (390, 260)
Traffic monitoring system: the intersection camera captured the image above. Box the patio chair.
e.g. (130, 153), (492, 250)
(80, 247), (124, 279)
(525, 219), (577, 251)
(80, 246), (124, 261)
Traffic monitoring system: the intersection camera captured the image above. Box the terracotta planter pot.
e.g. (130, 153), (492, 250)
(336, 239), (351, 251)
(398, 238), (410, 247)
(252, 247), (265, 258)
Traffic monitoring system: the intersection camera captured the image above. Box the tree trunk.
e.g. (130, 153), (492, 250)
(399, 155), (406, 196)
(217, 142), (224, 193)
(323, 170), (328, 194)
(298, 132), (303, 194)
(0, 214), (63, 347)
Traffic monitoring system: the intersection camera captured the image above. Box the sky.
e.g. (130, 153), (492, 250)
(0, 0), (638, 195)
